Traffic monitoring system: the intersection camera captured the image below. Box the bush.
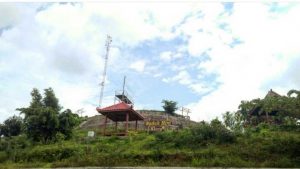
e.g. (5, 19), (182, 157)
(191, 123), (217, 143)
(0, 135), (31, 162)
(189, 122), (236, 145)
(0, 116), (23, 137)
(0, 151), (8, 162)
(149, 122), (236, 150)
(26, 145), (82, 162)
(267, 135), (300, 158)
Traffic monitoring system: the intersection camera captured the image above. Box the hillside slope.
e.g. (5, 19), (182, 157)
(79, 110), (197, 131)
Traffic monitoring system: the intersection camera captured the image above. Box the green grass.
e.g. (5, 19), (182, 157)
(0, 125), (299, 168)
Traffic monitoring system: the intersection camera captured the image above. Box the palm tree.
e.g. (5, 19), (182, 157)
(287, 89), (300, 99)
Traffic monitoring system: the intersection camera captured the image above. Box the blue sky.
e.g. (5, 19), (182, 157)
(1, 2), (300, 122)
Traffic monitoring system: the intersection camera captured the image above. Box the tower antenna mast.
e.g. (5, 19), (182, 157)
(99, 35), (112, 108)
(122, 76), (126, 101)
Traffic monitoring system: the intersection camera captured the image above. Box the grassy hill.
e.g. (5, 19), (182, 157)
(79, 110), (197, 131)
(0, 122), (299, 168)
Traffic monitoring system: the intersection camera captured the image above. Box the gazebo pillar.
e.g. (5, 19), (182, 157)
(103, 116), (108, 135)
(115, 121), (118, 132)
(125, 112), (129, 134)
(135, 120), (138, 131)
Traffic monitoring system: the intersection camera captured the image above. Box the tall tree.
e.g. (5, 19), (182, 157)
(223, 111), (244, 133)
(43, 88), (61, 112)
(18, 88), (43, 120)
(223, 111), (235, 130)
(17, 88), (61, 143)
(25, 108), (59, 142)
(30, 88), (43, 109)
(162, 100), (178, 115)
(58, 109), (79, 139)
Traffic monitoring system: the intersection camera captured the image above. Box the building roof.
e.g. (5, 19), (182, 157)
(96, 102), (144, 121)
(265, 89), (281, 98)
(249, 89), (281, 116)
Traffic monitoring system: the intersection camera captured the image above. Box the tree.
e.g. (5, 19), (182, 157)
(39, 108), (59, 142)
(223, 111), (244, 133)
(26, 108), (59, 143)
(287, 89), (300, 99)
(161, 100), (178, 115)
(58, 109), (79, 139)
(238, 100), (259, 121)
(223, 111), (235, 130)
(30, 88), (43, 109)
(0, 116), (23, 137)
(17, 88), (62, 143)
(43, 88), (61, 112)
(210, 118), (223, 128)
(238, 98), (265, 125)
(18, 88), (43, 120)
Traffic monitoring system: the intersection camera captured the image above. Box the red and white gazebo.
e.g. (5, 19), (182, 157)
(96, 102), (144, 136)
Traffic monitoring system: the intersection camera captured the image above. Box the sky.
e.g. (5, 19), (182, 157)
(1, 2), (300, 122)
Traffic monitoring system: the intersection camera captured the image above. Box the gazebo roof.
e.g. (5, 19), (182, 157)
(96, 102), (144, 122)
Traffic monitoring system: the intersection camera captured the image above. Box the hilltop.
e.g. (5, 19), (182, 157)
(0, 88), (299, 168)
(79, 109), (197, 131)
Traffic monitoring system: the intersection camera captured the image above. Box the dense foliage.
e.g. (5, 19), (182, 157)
(236, 89), (300, 126)
(161, 100), (178, 115)
(0, 116), (23, 137)
(0, 88), (299, 168)
(59, 109), (82, 139)
(0, 122), (299, 168)
(0, 88), (82, 144)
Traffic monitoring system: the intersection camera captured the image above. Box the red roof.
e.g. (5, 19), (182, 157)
(97, 102), (132, 112)
(96, 102), (144, 121)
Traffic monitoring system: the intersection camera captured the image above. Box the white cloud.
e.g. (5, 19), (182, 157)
(163, 70), (211, 95)
(160, 50), (184, 62)
(2, 2), (192, 122)
(189, 84), (210, 94)
(160, 51), (172, 62)
(173, 70), (192, 85)
(1, 2), (300, 124)
(0, 4), (20, 28)
(163, 70), (191, 85)
(129, 60), (146, 73)
(33, 2), (193, 47)
(162, 78), (169, 83)
(185, 3), (300, 121)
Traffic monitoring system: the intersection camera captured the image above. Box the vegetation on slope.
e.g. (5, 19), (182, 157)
(0, 88), (299, 168)
(0, 121), (299, 168)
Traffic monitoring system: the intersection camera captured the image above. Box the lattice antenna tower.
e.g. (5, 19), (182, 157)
(99, 35), (112, 108)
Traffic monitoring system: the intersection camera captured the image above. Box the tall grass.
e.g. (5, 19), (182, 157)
(0, 123), (299, 168)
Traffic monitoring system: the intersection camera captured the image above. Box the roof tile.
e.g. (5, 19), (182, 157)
(98, 102), (132, 112)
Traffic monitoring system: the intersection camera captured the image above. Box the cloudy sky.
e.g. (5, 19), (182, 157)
(1, 2), (300, 122)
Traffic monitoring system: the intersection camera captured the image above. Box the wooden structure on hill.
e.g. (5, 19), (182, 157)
(80, 110), (196, 131)
(247, 89), (281, 125)
(96, 102), (144, 136)
(264, 89), (281, 98)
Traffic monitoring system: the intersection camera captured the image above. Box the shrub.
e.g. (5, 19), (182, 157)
(26, 145), (81, 162)
(0, 151), (8, 162)
(189, 122), (236, 146)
